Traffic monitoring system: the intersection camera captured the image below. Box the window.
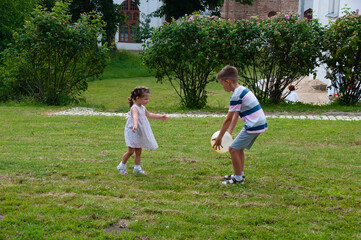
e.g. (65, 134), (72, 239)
(131, 24), (137, 41)
(268, 11), (277, 18)
(304, 8), (313, 21)
(326, 0), (340, 18)
(121, 1), (128, 10)
(119, 24), (128, 41)
(130, 1), (137, 10)
(119, 0), (140, 43)
(133, 13), (139, 21)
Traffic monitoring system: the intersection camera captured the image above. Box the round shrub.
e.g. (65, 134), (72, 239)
(0, 1), (110, 105)
(323, 9), (361, 105)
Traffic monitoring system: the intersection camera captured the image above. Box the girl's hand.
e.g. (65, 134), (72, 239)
(132, 125), (137, 133)
(161, 115), (169, 122)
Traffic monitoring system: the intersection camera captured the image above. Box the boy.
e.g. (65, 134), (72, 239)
(213, 65), (267, 185)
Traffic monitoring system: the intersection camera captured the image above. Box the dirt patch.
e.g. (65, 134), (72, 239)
(104, 219), (131, 234)
(0, 215), (4, 220)
(293, 77), (329, 105)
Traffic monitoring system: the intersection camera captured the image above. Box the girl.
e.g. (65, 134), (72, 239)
(117, 86), (168, 175)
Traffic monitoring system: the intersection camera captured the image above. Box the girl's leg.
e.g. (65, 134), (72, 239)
(134, 148), (142, 165)
(117, 148), (135, 175)
(133, 148), (146, 175)
(122, 147), (135, 164)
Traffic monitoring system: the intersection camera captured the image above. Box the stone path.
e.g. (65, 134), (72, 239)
(49, 107), (361, 121)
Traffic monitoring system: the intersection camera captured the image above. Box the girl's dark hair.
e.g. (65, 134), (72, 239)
(128, 86), (150, 108)
(288, 85), (296, 91)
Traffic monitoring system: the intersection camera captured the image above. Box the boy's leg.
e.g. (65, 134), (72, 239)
(223, 129), (259, 184)
(229, 147), (244, 175)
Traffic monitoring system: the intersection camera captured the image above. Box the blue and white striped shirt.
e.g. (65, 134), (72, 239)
(229, 86), (267, 134)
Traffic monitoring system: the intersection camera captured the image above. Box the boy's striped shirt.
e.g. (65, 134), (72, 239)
(229, 86), (268, 134)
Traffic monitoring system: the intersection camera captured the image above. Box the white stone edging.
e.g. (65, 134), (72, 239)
(48, 107), (361, 121)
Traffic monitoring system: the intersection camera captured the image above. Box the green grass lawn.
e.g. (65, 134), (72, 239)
(1, 106), (361, 239)
(1, 51), (361, 239)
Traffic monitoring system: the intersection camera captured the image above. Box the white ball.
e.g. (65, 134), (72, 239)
(210, 130), (233, 154)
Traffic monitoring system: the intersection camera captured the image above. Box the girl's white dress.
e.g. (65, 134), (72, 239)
(124, 104), (158, 150)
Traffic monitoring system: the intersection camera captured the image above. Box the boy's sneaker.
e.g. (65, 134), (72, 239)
(133, 168), (147, 175)
(222, 176), (245, 185)
(224, 174), (245, 182)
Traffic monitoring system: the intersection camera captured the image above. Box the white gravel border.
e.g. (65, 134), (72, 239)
(48, 107), (361, 121)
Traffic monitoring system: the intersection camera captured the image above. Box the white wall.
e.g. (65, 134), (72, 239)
(310, 0), (361, 87)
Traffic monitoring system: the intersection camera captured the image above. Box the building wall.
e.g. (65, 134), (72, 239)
(114, 0), (164, 51)
(311, 0), (361, 85)
(221, 0), (299, 20)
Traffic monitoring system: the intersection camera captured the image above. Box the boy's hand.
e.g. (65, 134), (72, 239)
(212, 136), (223, 150)
(161, 115), (169, 122)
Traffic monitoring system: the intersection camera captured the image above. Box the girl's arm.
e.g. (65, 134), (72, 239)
(131, 107), (139, 132)
(145, 110), (169, 122)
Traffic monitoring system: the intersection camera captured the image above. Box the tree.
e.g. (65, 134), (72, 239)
(322, 9), (361, 105)
(0, 1), (110, 105)
(143, 14), (235, 109)
(71, 0), (126, 47)
(0, 0), (40, 52)
(41, 0), (126, 47)
(134, 13), (154, 44)
(235, 13), (324, 104)
(153, 0), (254, 21)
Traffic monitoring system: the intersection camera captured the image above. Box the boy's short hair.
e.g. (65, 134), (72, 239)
(288, 85), (295, 91)
(217, 65), (238, 83)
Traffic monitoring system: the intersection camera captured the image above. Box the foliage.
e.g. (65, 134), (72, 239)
(0, 0), (40, 52)
(322, 9), (361, 105)
(77, 0), (127, 47)
(133, 13), (154, 44)
(153, 0), (254, 21)
(142, 14), (233, 109)
(143, 12), (324, 108)
(41, 0), (127, 47)
(235, 13), (324, 104)
(0, 1), (110, 105)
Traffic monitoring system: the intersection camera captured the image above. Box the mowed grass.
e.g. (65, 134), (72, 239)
(82, 76), (231, 112)
(1, 105), (361, 239)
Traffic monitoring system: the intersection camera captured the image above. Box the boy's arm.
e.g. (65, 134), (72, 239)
(131, 107), (139, 133)
(145, 110), (169, 122)
(227, 112), (239, 135)
(213, 111), (235, 150)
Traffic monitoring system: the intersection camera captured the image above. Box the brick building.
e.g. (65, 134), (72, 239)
(221, 0), (299, 20)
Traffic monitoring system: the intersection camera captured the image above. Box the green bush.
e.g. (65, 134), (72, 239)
(323, 9), (361, 105)
(142, 14), (233, 109)
(0, 1), (110, 105)
(0, 0), (40, 52)
(236, 13), (323, 104)
(143, 13), (324, 108)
